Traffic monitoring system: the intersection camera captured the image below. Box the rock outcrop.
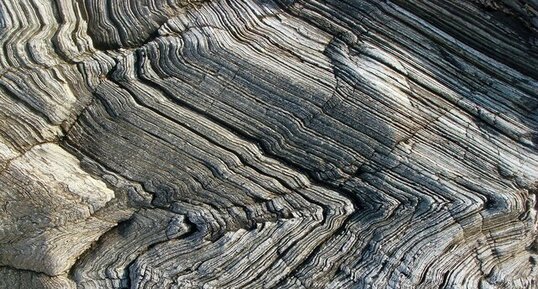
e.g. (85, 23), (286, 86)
(0, 0), (537, 288)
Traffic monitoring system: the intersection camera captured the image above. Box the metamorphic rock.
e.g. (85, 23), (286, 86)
(0, 0), (538, 288)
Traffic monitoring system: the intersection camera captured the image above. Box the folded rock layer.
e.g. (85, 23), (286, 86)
(0, 0), (537, 288)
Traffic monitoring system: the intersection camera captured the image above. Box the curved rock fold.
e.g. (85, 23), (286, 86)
(0, 0), (537, 288)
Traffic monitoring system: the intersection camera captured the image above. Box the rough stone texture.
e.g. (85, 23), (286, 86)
(0, 0), (537, 288)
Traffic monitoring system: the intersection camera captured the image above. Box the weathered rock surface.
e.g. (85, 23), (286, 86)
(0, 0), (537, 288)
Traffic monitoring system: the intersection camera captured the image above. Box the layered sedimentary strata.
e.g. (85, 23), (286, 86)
(0, 0), (537, 288)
